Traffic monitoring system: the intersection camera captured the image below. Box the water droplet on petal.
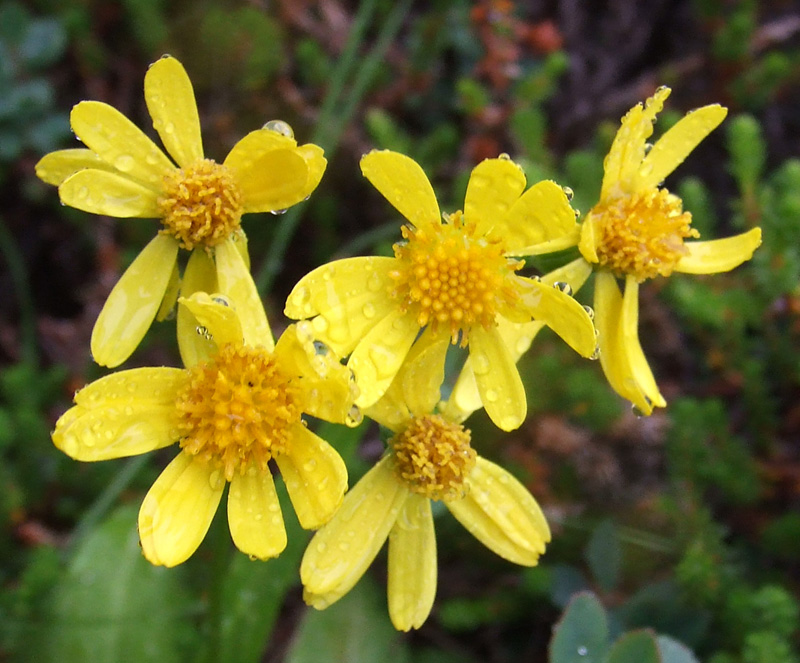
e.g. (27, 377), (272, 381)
(270, 208), (288, 215)
(292, 285), (311, 308)
(553, 281), (572, 296)
(303, 459), (318, 473)
(263, 119), (294, 139)
(362, 302), (376, 319)
(212, 295), (232, 307)
(484, 389), (498, 403)
(472, 352), (490, 375)
(582, 305), (594, 320)
(578, 646), (588, 656)
(114, 154), (135, 172)
(367, 271), (383, 292)
(345, 405), (363, 427)
(312, 316), (329, 333)
(209, 470), (223, 489)
(164, 122), (175, 135)
(561, 186), (574, 201)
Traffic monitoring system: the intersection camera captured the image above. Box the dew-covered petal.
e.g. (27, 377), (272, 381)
(59, 169), (161, 218)
(70, 100), (173, 187)
(301, 456), (408, 608)
(502, 180), (580, 254)
(446, 457), (550, 566)
(53, 367), (184, 461)
(639, 104), (727, 190)
(296, 143), (327, 198)
(387, 494), (437, 631)
(675, 227), (762, 274)
(35, 149), (118, 186)
(349, 308), (420, 408)
(91, 234), (179, 367)
(274, 424), (348, 530)
(464, 157), (526, 237)
(360, 150), (440, 232)
(284, 257), (396, 357)
(139, 452), (225, 567)
(155, 259), (180, 322)
(620, 276), (666, 411)
(601, 86), (670, 198)
(144, 56), (203, 168)
(468, 325), (526, 431)
(228, 469), (287, 560)
(237, 149), (310, 213)
(223, 128), (296, 174)
(179, 291), (244, 348)
(177, 248), (218, 368)
(517, 275), (597, 358)
(215, 238), (273, 351)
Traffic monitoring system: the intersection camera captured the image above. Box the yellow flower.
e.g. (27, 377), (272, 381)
(52, 294), (354, 567)
(285, 150), (596, 431)
(300, 335), (550, 631)
(458, 87), (762, 416)
(36, 55), (326, 368)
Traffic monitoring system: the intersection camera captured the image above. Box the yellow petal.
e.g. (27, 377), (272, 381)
(139, 452), (224, 567)
(35, 148), (117, 186)
(296, 143), (327, 198)
(91, 234), (179, 367)
(237, 149), (310, 213)
(468, 325), (527, 431)
(578, 213), (600, 264)
(179, 291), (244, 348)
(350, 308), (420, 408)
(284, 256), (396, 356)
(446, 457), (550, 566)
(274, 424), (347, 530)
(387, 494), (437, 631)
(502, 180), (580, 254)
(52, 367), (184, 461)
(224, 128), (297, 174)
(676, 227), (761, 274)
(155, 258), (180, 322)
(301, 456), (408, 607)
(144, 56), (203, 168)
(70, 100), (173, 187)
(59, 169), (160, 218)
(601, 86), (670, 198)
(215, 238), (274, 351)
(177, 248), (218, 367)
(228, 469), (287, 560)
(360, 150), (440, 232)
(639, 104), (727, 190)
(541, 256), (594, 293)
(517, 276), (597, 358)
(620, 277), (666, 411)
(464, 157), (526, 237)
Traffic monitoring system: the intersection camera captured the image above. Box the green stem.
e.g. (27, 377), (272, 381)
(0, 215), (38, 365)
(204, 507), (232, 663)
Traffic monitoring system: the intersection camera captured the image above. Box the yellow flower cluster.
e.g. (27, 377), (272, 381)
(41, 58), (761, 631)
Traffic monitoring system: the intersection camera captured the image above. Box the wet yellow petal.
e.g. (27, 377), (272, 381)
(517, 276), (597, 358)
(237, 149), (310, 213)
(601, 86), (670, 198)
(224, 128), (297, 174)
(144, 56), (203, 168)
(284, 257), (396, 356)
(179, 292), (244, 348)
(502, 180), (580, 254)
(301, 456), (408, 607)
(446, 457), (550, 566)
(139, 452), (224, 567)
(676, 227), (761, 274)
(464, 157), (526, 237)
(59, 169), (160, 218)
(177, 248), (218, 368)
(155, 259), (180, 322)
(296, 143), (327, 198)
(91, 234), (179, 367)
(350, 308), (420, 408)
(228, 469), (287, 560)
(215, 238), (273, 351)
(578, 214), (600, 264)
(621, 277), (666, 411)
(52, 367), (184, 461)
(468, 325), (526, 431)
(387, 494), (437, 631)
(70, 100), (173, 187)
(360, 150), (440, 232)
(639, 105), (727, 190)
(274, 424), (347, 530)
(35, 149), (117, 186)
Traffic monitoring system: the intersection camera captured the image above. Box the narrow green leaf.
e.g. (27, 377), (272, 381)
(585, 520), (621, 592)
(605, 630), (661, 663)
(549, 591), (610, 663)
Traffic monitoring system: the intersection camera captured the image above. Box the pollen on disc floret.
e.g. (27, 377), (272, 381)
(158, 159), (244, 250)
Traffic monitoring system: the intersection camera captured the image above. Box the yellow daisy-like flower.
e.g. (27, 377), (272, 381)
(52, 294), (354, 567)
(35, 55), (326, 368)
(459, 86), (762, 417)
(300, 335), (550, 631)
(285, 150), (597, 431)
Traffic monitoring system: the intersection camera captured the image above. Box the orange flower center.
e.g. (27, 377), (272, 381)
(585, 188), (699, 281)
(389, 212), (522, 345)
(175, 344), (301, 481)
(158, 159), (244, 250)
(391, 414), (476, 501)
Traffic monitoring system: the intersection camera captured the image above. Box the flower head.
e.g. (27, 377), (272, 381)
(300, 339), (550, 631)
(285, 150), (597, 431)
(36, 56), (326, 368)
(52, 294), (355, 567)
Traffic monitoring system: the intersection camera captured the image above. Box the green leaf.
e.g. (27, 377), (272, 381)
(657, 635), (700, 663)
(17, 505), (194, 663)
(605, 630), (660, 663)
(585, 520), (621, 592)
(285, 575), (411, 663)
(549, 591), (610, 663)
